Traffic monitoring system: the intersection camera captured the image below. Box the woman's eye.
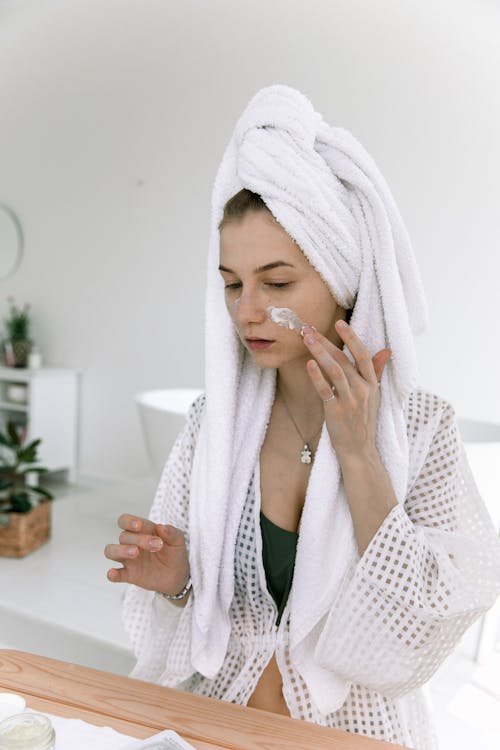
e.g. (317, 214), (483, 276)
(266, 282), (289, 289)
(224, 282), (242, 290)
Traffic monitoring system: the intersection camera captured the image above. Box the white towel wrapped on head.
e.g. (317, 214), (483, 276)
(188, 84), (429, 711)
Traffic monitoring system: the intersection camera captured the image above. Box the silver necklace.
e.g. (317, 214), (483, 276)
(278, 389), (324, 465)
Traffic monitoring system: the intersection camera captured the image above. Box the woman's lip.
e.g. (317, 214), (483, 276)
(245, 338), (275, 351)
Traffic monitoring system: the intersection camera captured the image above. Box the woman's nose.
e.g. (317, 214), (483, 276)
(233, 288), (268, 325)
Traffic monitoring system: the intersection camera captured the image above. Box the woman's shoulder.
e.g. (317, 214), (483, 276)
(188, 391), (206, 423)
(404, 386), (457, 442)
(158, 392), (206, 478)
(402, 389), (462, 492)
(179, 391), (206, 443)
(405, 386), (455, 417)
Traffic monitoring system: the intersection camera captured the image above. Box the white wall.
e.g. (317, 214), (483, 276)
(0, 0), (498, 479)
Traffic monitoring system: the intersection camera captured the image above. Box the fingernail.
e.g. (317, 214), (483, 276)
(126, 546), (137, 556)
(337, 320), (348, 329)
(130, 520), (139, 530)
(149, 538), (163, 550)
(303, 327), (316, 344)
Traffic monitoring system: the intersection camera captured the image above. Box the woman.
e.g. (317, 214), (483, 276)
(105, 86), (500, 749)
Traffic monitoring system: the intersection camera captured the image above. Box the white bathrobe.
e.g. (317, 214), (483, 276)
(123, 387), (500, 750)
(122, 85), (500, 749)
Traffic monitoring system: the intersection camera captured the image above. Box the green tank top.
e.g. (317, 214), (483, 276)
(260, 511), (298, 626)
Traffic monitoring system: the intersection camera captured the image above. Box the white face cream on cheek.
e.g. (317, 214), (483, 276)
(266, 306), (310, 336)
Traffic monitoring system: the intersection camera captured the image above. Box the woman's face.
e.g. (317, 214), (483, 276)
(219, 210), (346, 369)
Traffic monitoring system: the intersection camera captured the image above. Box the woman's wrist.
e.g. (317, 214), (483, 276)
(338, 446), (398, 555)
(157, 574), (192, 601)
(336, 443), (380, 470)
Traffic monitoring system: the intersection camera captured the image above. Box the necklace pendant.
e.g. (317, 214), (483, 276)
(300, 444), (312, 464)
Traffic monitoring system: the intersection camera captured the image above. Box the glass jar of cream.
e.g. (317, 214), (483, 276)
(0, 713), (55, 749)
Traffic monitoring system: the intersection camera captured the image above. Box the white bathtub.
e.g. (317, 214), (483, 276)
(136, 388), (203, 478)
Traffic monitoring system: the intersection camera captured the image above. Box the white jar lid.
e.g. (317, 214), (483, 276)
(0, 711), (55, 748)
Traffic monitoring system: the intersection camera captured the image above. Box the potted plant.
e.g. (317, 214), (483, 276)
(0, 420), (54, 557)
(3, 297), (32, 367)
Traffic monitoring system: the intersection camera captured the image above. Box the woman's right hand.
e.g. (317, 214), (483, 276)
(104, 514), (190, 597)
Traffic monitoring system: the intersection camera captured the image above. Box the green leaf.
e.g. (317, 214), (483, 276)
(10, 493), (33, 513)
(17, 441), (41, 464)
(20, 438), (41, 453)
(30, 486), (53, 500)
(7, 421), (20, 446)
(0, 433), (13, 448)
(0, 478), (14, 491)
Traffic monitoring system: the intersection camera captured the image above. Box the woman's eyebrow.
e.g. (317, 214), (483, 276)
(218, 261), (295, 274)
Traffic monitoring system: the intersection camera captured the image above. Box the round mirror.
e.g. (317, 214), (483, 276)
(0, 204), (24, 280)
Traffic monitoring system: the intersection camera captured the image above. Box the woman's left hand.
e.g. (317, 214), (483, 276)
(303, 320), (391, 460)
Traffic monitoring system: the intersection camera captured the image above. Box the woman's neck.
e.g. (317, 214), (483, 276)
(276, 355), (324, 425)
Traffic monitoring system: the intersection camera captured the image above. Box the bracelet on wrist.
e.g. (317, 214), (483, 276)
(158, 576), (192, 601)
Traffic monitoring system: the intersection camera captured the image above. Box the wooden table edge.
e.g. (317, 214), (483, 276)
(0, 650), (411, 750)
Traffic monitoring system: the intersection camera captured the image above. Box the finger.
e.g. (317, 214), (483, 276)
(306, 358), (349, 403)
(155, 523), (187, 548)
(119, 531), (164, 551)
(303, 326), (358, 382)
(303, 331), (351, 398)
(104, 543), (140, 562)
(107, 566), (130, 584)
(335, 320), (378, 384)
(117, 514), (157, 535)
(372, 349), (392, 383)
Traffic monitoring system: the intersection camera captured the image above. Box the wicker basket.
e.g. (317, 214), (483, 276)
(0, 501), (51, 558)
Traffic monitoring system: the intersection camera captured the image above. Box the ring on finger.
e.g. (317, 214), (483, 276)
(323, 387), (335, 403)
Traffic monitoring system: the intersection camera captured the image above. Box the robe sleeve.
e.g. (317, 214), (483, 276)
(314, 395), (500, 698)
(121, 394), (205, 686)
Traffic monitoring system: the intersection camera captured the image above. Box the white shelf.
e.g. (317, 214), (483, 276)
(0, 366), (81, 481)
(0, 400), (28, 412)
(0, 366), (82, 381)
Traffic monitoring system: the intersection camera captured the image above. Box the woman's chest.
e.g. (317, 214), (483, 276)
(259, 419), (314, 533)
